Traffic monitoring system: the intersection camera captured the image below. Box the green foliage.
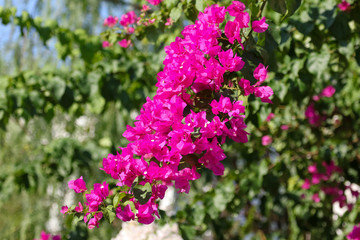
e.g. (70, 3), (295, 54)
(1, 0), (360, 239)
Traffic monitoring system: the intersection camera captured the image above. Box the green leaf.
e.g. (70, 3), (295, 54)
(195, 0), (214, 12)
(170, 4), (182, 23)
(355, 47), (360, 66)
(103, 205), (116, 224)
(179, 225), (196, 240)
(213, 180), (235, 212)
(164, 0), (177, 8)
(329, 12), (351, 41)
(72, 215), (84, 226)
(113, 192), (127, 208)
(285, 0), (302, 17)
(262, 173), (279, 195)
(145, 25), (159, 42)
(133, 182), (152, 204)
(184, 0), (198, 22)
(47, 76), (66, 101)
(122, 200), (136, 212)
(269, 0), (287, 15)
(306, 49), (330, 76)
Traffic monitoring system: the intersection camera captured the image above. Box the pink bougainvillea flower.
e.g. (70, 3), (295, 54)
(262, 135), (272, 146)
(34, 231), (61, 240)
(67, 3), (276, 227)
(254, 86), (273, 103)
(252, 17), (269, 33)
(338, 0), (351, 12)
(265, 112), (275, 122)
(118, 39), (132, 48)
(210, 95), (232, 115)
(88, 212), (103, 229)
(103, 16), (119, 27)
(238, 78), (255, 96)
(218, 49), (245, 72)
(74, 202), (83, 212)
(280, 124), (289, 130)
(312, 95), (320, 101)
(52, 235), (61, 240)
(119, 11), (137, 26)
(116, 204), (135, 222)
(165, 18), (173, 26)
(253, 63), (268, 85)
(226, 1), (246, 16)
(235, 11), (250, 28)
(125, 27), (135, 34)
(301, 179), (311, 189)
(320, 85), (336, 98)
(305, 103), (325, 126)
(308, 164), (317, 174)
(68, 176), (87, 193)
(311, 173), (323, 184)
(224, 20), (241, 44)
(148, 18), (156, 24)
(60, 205), (68, 214)
(199, 4), (226, 24)
(102, 41), (111, 48)
(312, 193), (320, 203)
(141, 4), (151, 12)
(348, 224), (360, 240)
(146, 0), (162, 5)
(39, 231), (51, 240)
(85, 182), (109, 212)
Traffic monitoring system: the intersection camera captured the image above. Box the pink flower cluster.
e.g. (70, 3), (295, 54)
(63, 178), (109, 227)
(262, 135), (272, 146)
(312, 85), (336, 101)
(103, 16), (119, 28)
(305, 85), (336, 126)
(146, 0), (162, 5)
(301, 161), (359, 209)
(238, 63), (273, 103)
(67, 2), (273, 228)
(252, 17), (269, 33)
(102, 7), (161, 48)
(305, 103), (325, 126)
(68, 176), (86, 193)
(338, 0), (351, 12)
(348, 224), (360, 240)
(34, 231), (60, 240)
(224, 1), (268, 46)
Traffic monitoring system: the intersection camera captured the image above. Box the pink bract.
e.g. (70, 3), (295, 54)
(103, 16), (118, 27)
(226, 1), (246, 16)
(118, 39), (132, 48)
(312, 193), (320, 203)
(262, 135), (272, 146)
(253, 63), (268, 85)
(338, 0), (351, 12)
(252, 17), (269, 33)
(348, 224), (360, 240)
(320, 85), (336, 98)
(60, 205), (68, 214)
(146, 0), (162, 5)
(141, 4), (151, 12)
(165, 18), (173, 26)
(102, 41), (111, 48)
(68, 176), (87, 193)
(119, 11), (136, 26)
